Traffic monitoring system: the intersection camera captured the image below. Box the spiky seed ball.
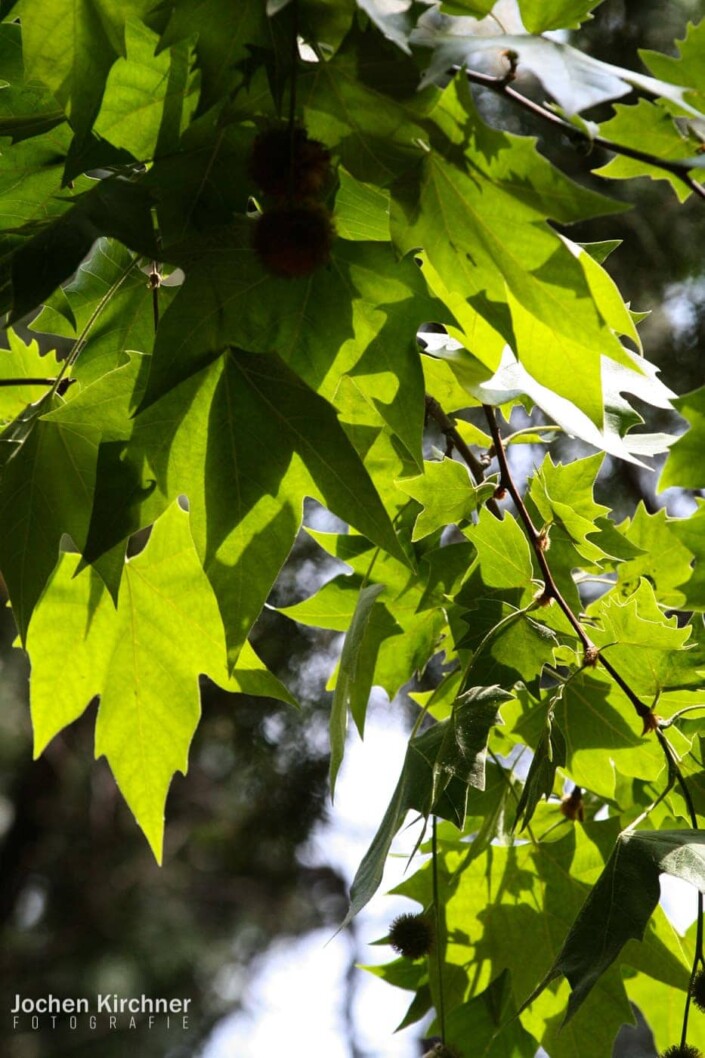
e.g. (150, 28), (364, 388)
(388, 913), (434, 960)
(690, 966), (705, 1012)
(249, 126), (332, 198)
(660, 1045), (703, 1058)
(252, 201), (335, 279)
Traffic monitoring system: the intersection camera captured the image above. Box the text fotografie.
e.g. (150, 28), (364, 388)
(11, 995), (192, 1015)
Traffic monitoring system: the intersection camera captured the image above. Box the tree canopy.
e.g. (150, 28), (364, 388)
(2, 0), (705, 1055)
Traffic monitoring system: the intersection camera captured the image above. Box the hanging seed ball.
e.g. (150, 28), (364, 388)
(252, 201), (336, 279)
(249, 126), (332, 198)
(660, 1045), (703, 1058)
(388, 912), (434, 960)
(690, 966), (705, 1012)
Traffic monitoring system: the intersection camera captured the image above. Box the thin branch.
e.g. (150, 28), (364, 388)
(0, 378), (62, 387)
(462, 67), (705, 203)
(482, 404), (656, 731)
(425, 394), (501, 517)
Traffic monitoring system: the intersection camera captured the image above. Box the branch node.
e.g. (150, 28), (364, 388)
(583, 644), (599, 668)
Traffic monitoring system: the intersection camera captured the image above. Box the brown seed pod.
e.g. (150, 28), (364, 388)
(660, 1045), (703, 1058)
(252, 201), (336, 279)
(690, 966), (705, 1012)
(388, 912), (434, 960)
(249, 126), (332, 199)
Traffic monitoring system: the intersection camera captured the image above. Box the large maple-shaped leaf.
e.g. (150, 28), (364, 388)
(395, 456), (493, 540)
(154, 0), (270, 113)
(392, 81), (638, 425)
(93, 20), (198, 160)
(0, 391), (99, 642)
(529, 453), (608, 564)
(526, 829), (705, 1020)
(142, 228), (443, 466)
(31, 238), (169, 385)
(614, 503), (695, 608)
(26, 502), (296, 862)
(0, 22), (65, 140)
(17, 0), (157, 139)
(72, 350), (405, 665)
(590, 580), (705, 698)
(401, 823), (690, 1058)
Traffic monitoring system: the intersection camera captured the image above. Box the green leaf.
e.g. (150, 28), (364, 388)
(527, 828), (705, 1020)
(659, 385), (705, 490)
(458, 598), (558, 689)
(11, 178), (157, 320)
(329, 582), (399, 795)
(345, 687), (510, 921)
(93, 19), (198, 160)
(590, 580), (704, 699)
(594, 99), (704, 201)
(26, 502), (296, 861)
(18, 0), (157, 140)
(395, 457), (492, 540)
(444, 971), (537, 1058)
(0, 331), (60, 422)
(142, 228), (445, 467)
(31, 238), (167, 385)
(614, 503), (695, 608)
(83, 351), (406, 665)
(431, 685), (508, 818)
(334, 168), (391, 241)
(640, 18), (705, 101)
(551, 671), (665, 800)
(517, 0), (605, 33)
(529, 453), (608, 564)
(670, 500), (705, 610)
(393, 81), (637, 425)
(154, 0), (270, 113)
(0, 22), (65, 140)
(301, 24), (435, 187)
(466, 509), (534, 590)
(0, 390), (101, 642)
(513, 701), (566, 832)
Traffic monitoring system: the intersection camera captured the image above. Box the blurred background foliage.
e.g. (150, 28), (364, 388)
(2, 1), (705, 1056)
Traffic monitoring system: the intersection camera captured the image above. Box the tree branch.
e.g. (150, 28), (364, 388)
(425, 394), (501, 517)
(482, 404), (658, 733)
(462, 67), (705, 203)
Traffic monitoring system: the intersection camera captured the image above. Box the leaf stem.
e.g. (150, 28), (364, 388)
(0, 378), (63, 387)
(431, 815), (447, 1045)
(50, 253), (140, 397)
(462, 68), (705, 203)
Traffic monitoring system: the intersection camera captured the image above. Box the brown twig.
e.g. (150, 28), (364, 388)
(425, 395), (502, 519)
(462, 67), (705, 203)
(482, 404), (657, 731)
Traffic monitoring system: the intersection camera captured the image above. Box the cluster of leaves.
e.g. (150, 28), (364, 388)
(3, 0), (705, 1054)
